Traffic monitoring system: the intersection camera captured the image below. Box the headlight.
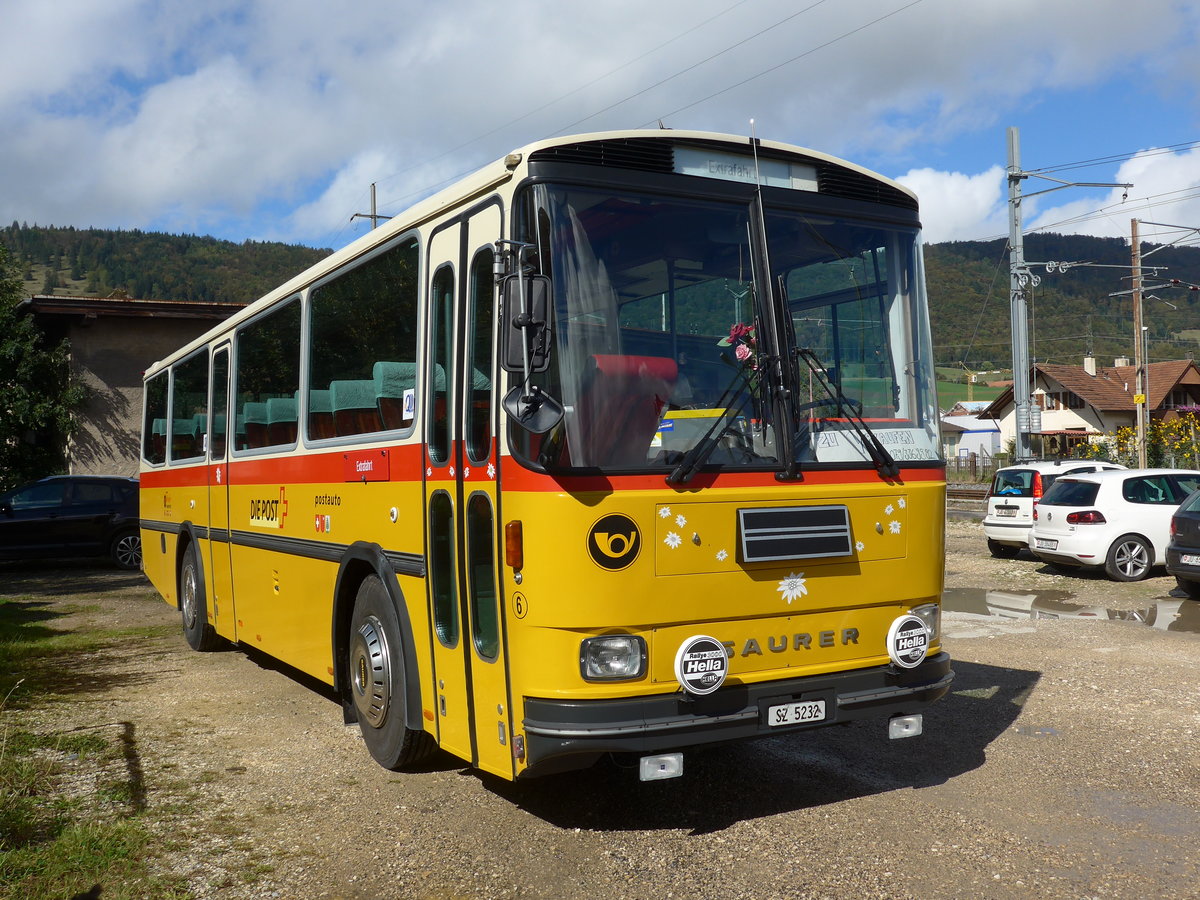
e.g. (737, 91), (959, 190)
(580, 635), (646, 681)
(910, 603), (940, 641)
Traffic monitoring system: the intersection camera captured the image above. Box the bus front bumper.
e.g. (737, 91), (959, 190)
(520, 652), (953, 776)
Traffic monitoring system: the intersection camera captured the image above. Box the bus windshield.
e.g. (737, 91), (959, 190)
(517, 184), (942, 473)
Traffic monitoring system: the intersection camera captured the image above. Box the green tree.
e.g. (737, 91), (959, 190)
(0, 244), (88, 490)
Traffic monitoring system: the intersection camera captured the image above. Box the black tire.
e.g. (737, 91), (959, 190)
(348, 575), (436, 769)
(110, 529), (142, 570)
(1176, 576), (1200, 599)
(180, 543), (224, 651)
(1104, 534), (1153, 582)
(987, 539), (1020, 559)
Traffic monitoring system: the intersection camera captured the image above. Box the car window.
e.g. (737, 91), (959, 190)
(1181, 489), (1200, 513)
(8, 482), (68, 510)
(1169, 474), (1200, 501)
(992, 469), (1033, 496)
(71, 482), (117, 504)
(1122, 475), (1174, 504)
(1040, 481), (1098, 506)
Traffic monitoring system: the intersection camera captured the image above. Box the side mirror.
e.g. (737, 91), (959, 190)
(500, 274), (551, 374)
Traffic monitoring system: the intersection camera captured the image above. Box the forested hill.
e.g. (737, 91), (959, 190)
(2, 223), (330, 304)
(927, 232), (1200, 371)
(5, 224), (1200, 371)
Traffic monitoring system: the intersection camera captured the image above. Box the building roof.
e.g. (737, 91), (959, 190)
(979, 359), (1200, 419)
(20, 294), (248, 321)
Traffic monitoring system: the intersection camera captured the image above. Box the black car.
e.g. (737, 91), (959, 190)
(1166, 488), (1200, 598)
(0, 475), (141, 570)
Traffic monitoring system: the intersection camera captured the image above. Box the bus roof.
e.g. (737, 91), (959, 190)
(144, 129), (916, 377)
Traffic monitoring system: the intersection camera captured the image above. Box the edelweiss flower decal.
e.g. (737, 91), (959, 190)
(716, 549), (728, 562)
(898, 498), (907, 509)
(675, 513), (687, 528)
(777, 572), (808, 603)
(855, 541), (865, 552)
(658, 506), (672, 519)
(884, 504), (895, 515)
(664, 532), (683, 549)
(889, 521), (902, 534)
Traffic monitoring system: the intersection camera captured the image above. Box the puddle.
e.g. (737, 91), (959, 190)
(941, 587), (1200, 635)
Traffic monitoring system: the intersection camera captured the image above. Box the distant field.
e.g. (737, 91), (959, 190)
(936, 380), (1003, 409)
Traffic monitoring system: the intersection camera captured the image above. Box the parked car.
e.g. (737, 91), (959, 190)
(982, 460), (1125, 558)
(0, 475), (141, 570)
(1027, 468), (1200, 581)
(1165, 488), (1200, 598)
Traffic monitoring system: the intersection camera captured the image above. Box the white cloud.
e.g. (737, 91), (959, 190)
(896, 166), (1006, 244)
(1, 0), (1199, 246)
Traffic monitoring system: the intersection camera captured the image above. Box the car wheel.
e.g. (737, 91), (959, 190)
(1104, 534), (1153, 582)
(180, 543), (224, 651)
(348, 575), (436, 769)
(987, 539), (1020, 559)
(1175, 576), (1200, 599)
(110, 530), (142, 570)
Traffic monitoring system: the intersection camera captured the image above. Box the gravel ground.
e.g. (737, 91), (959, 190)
(4, 519), (1200, 900)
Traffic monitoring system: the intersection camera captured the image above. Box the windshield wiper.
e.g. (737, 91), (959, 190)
(795, 347), (900, 479)
(665, 362), (756, 486)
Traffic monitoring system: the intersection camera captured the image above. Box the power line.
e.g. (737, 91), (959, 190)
(553, 0), (832, 135)
(643, 0), (925, 126)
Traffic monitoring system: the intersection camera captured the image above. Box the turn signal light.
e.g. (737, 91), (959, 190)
(505, 520), (523, 569)
(1066, 510), (1106, 525)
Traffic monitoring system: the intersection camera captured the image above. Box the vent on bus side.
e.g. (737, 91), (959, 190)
(528, 140), (675, 174)
(738, 505), (853, 563)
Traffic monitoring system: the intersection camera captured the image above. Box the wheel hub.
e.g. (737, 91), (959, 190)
(350, 615), (391, 728)
(181, 565), (198, 629)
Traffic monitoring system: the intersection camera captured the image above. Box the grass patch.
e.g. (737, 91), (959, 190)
(0, 599), (189, 899)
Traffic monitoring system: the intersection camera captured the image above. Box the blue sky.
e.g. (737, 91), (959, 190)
(3, 0), (1199, 251)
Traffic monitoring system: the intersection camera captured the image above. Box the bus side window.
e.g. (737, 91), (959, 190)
(143, 372), (168, 465)
(234, 299), (301, 452)
(309, 236), (419, 440)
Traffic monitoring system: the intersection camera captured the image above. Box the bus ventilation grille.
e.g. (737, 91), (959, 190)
(817, 165), (918, 211)
(528, 140), (675, 174)
(737, 505), (853, 563)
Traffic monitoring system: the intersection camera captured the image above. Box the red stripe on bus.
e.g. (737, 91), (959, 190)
(498, 462), (945, 493)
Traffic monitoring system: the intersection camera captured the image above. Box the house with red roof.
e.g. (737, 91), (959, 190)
(977, 356), (1200, 456)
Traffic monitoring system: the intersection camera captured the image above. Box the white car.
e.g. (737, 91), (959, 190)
(982, 460), (1125, 558)
(1027, 468), (1200, 581)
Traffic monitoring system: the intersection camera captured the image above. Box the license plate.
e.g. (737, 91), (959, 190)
(1182, 553), (1200, 565)
(766, 699), (826, 728)
(1036, 538), (1058, 550)
(996, 507), (1017, 518)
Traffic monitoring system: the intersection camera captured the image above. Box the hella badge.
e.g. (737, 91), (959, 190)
(887, 614), (930, 669)
(674, 635), (729, 695)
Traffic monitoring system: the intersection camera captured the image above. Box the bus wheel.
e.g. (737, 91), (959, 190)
(180, 543), (223, 651)
(348, 575), (435, 769)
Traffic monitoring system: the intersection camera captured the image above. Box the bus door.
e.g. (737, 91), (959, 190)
(206, 344), (237, 641)
(424, 204), (511, 778)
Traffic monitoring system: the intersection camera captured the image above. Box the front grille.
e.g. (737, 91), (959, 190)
(738, 505), (853, 563)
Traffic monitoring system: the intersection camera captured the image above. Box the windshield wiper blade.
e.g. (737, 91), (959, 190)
(666, 365), (754, 486)
(795, 347), (900, 479)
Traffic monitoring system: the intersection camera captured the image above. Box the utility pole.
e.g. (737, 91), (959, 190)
(1006, 127), (1132, 461)
(1131, 219), (1146, 468)
(350, 183), (392, 229)
(1007, 128), (1034, 460)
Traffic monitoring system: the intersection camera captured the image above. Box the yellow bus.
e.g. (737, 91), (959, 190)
(140, 129), (952, 781)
